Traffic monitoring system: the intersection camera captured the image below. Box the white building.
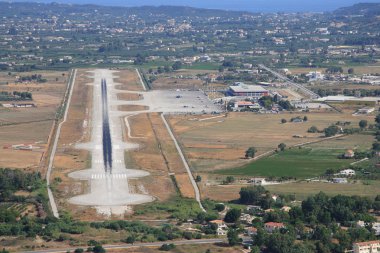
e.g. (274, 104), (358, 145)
(340, 169), (356, 176)
(209, 220), (228, 236)
(359, 221), (380, 236)
(248, 178), (267, 185)
(373, 223), (380, 236)
(306, 71), (325, 81)
(353, 240), (380, 253)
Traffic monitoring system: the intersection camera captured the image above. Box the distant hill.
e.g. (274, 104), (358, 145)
(0, 1), (249, 18)
(334, 3), (380, 16)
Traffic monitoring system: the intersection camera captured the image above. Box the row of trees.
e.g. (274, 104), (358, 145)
(0, 91), (32, 101)
(17, 74), (46, 83)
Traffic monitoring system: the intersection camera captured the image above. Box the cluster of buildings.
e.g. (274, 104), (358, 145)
(227, 83), (269, 98)
(209, 219), (285, 236)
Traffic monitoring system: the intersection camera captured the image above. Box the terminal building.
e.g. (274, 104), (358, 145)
(227, 83), (269, 98)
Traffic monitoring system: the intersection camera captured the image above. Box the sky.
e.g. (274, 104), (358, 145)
(10, 0), (380, 12)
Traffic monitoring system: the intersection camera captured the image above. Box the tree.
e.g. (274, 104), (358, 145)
(133, 54), (145, 65)
(266, 232), (295, 253)
(164, 65), (171, 72)
(278, 143), (286, 151)
(245, 147), (257, 159)
(214, 204), (225, 212)
(308, 126), (319, 133)
(224, 208), (241, 223)
(373, 201), (380, 211)
(159, 244), (175, 251)
(223, 176), (235, 184)
(259, 96), (273, 109)
(303, 116), (308, 122)
(126, 236), (135, 244)
(279, 100), (293, 110)
(348, 68), (354, 74)
(92, 245), (105, 253)
(324, 125), (339, 137)
(326, 66), (343, 74)
(250, 246), (260, 253)
(281, 119), (287, 124)
(227, 229), (240, 246)
(239, 186), (267, 205)
(195, 175), (202, 182)
(74, 249), (84, 253)
(372, 142), (380, 151)
(359, 120), (368, 129)
(172, 61), (182, 71)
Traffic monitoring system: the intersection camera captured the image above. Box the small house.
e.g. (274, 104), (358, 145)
(245, 227), (258, 236)
(344, 150), (355, 158)
(339, 169), (356, 176)
(264, 222), (285, 233)
(248, 178), (267, 185)
(209, 220), (228, 235)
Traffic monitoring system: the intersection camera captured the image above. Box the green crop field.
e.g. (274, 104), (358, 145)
(217, 148), (352, 179)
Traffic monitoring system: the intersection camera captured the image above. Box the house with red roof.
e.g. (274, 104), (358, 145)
(264, 222), (285, 233)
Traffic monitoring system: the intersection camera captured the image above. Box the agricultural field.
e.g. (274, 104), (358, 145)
(0, 70), (67, 171)
(218, 148), (352, 178)
(219, 133), (373, 178)
(265, 180), (380, 200)
(112, 243), (242, 253)
(169, 111), (373, 172)
(200, 180), (380, 202)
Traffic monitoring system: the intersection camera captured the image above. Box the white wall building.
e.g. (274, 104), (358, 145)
(340, 169), (356, 176)
(353, 240), (380, 253)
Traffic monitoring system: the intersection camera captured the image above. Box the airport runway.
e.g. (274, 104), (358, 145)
(69, 69), (153, 216)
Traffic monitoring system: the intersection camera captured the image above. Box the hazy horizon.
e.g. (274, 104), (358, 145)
(8, 0), (380, 12)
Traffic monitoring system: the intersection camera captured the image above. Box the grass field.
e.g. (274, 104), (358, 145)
(266, 180), (380, 200)
(182, 62), (220, 70)
(201, 180), (380, 202)
(217, 148), (351, 179)
(0, 70), (67, 170)
(113, 244), (241, 253)
(170, 112), (372, 172)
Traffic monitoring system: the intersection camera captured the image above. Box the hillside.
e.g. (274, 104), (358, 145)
(0, 1), (249, 19)
(334, 3), (380, 16)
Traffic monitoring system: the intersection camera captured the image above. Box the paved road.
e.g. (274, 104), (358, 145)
(20, 239), (224, 253)
(258, 64), (320, 99)
(161, 113), (206, 212)
(46, 69), (77, 218)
